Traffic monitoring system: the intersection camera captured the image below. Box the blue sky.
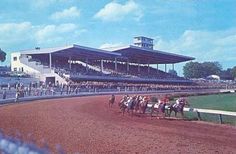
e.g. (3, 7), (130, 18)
(0, 0), (236, 75)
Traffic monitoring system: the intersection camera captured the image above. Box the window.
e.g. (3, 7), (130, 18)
(13, 68), (17, 71)
(13, 57), (17, 61)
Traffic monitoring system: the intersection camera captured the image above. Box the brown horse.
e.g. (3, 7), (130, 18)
(119, 96), (132, 115)
(139, 100), (148, 114)
(150, 102), (160, 117)
(150, 101), (168, 118)
(168, 98), (189, 117)
(108, 94), (115, 108)
(119, 96), (141, 116)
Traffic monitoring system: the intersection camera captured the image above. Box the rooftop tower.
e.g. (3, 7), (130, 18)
(133, 36), (154, 50)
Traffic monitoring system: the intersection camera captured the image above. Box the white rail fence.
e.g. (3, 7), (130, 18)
(146, 103), (236, 124)
(184, 107), (236, 124)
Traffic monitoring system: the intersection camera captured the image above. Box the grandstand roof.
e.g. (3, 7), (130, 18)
(20, 44), (194, 64)
(105, 45), (195, 64)
(21, 44), (123, 60)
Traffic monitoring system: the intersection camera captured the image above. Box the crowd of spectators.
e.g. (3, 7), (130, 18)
(53, 60), (187, 81)
(0, 79), (236, 101)
(91, 61), (181, 80)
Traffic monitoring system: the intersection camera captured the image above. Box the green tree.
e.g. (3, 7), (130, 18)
(220, 68), (233, 80)
(183, 61), (222, 78)
(0, 48), (6, 62)
(183, 62), (204, 78)
(202, 62), (222, 76)
(231, 66), (236, 79)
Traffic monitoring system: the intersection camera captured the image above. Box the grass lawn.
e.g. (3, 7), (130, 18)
(174, 93), (236, 125)
(188, 93), (236, 112)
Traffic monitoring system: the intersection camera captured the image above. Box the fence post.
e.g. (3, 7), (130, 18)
(197, 111), (202, 120)
(218, 114), (223, 124)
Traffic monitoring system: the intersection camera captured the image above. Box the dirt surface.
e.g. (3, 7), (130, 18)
(0, 95), (236, 154)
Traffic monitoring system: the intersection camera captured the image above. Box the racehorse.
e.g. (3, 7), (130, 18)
(167, 97), (189, 117)
(150, 97), (169, 118)
(108, 94), (115, 108)
(138, 96), (149, 114)
(119, 95), (133, 115)
(150, 101), (160, 117)
(119, 95), (149, 116)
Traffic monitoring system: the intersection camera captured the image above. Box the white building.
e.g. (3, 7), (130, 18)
(10, 45), (121, 84)
(133, 36), (154, 50)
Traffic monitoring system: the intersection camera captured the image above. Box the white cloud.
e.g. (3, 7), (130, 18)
(154, 28), (236, 68)
(0, 22), (33, 45)
(0, 22), (86, 49)
(94, 0), (142, 22)
(35, 23), (88, 45)
(50, 6), (80, 21)
(99, 42), (124, 49)
(35, 23), (78, 44)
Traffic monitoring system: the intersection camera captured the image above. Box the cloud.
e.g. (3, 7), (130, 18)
(94, 0), (142, 22)
(50, 6), (80, 21)
(99, 42), (124, 49)
(0, 22), (87, 49)
(0, 22), (33, 46)
(35, 23), (79, 44)
(155, 28), (236, 68)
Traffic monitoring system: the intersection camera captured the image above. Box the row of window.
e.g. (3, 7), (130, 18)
(13, 67), (24, 72)
(134, 43), (153, 48)
(135, 37), (153, 43)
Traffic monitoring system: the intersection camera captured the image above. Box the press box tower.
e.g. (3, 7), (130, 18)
(133, 36), (154, 50)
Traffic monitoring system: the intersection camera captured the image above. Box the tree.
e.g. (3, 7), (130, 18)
(231, 66), (236, 80)
(220, 68), (233, 80)
(0, 48), (6, 62)
(183, 62), (204, 78)
(183, 61), (222, 78)
(202, 62), (222, 76)
(168, 69), (177, 76)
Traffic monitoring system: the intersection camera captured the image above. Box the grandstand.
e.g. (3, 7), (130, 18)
(11, 37), (194, 85)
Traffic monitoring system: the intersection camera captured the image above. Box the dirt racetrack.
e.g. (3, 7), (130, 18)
(0, 95), (236, 154)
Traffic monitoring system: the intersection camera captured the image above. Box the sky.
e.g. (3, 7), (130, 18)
(0, 0), (236, 76)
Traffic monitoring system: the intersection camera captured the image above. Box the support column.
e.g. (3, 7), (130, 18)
(172, 63), (175, 70)
(49, 53), (52, 69)
(218, 114), (223, 124)
(86, 58), (88, 72)
(115, 58), (117, 71)
(148, 62), (150, 74)
(156, 64), (159, 73)
(101, 60), (104, 72)
(138, 63), (140, 73)
(126, 60), (129, 73)
(69, 56), (72, 70)
(165, 64), (167, 72)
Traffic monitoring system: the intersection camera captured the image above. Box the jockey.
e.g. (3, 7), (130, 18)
(174, 97), (185, 108)
(160, 95), (169, 105)
(157, 96), (169, 119)
(142, 96), (149, 104)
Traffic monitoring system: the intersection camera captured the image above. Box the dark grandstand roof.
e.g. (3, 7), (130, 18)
(106, 45), (195, 64)
(21, 44), (123, 60)
(20, 44), (194, 64)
